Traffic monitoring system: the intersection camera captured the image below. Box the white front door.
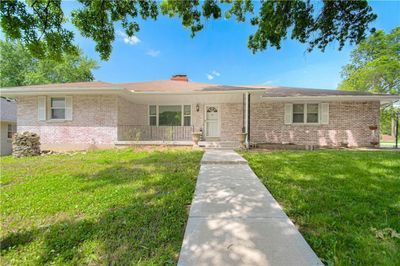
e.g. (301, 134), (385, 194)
(205, 105), (220, 137)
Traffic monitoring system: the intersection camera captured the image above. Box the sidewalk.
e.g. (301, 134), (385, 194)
(178, 150), (323, 266)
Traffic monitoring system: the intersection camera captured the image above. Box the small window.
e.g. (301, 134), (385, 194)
(183, 105), (191, 126)
(292, 103), (320, 124)
(307, 104), (319, 123)
(293, 104), (304, 123)
(7, 124), (16, 139)
(149, 105), (157, 126)
(51, 97), (66, 119)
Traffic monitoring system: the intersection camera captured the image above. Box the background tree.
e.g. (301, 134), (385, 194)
(1, 0), (377, 61)
(338, 27), (400, 94)
(0, 40), (98, 87)
(338, 27), (400, 138)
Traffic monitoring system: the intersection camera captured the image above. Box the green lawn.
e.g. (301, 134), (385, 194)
(241, 150), (400, 265)
(0, 148), (203, 265)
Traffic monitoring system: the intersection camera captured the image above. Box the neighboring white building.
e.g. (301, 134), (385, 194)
(0, 97), (17, 155)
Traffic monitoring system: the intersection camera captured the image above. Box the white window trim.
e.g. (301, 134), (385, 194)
(183, 105), (191, 126)
(7, 123), (16, 139)
(292, 103), (320, 125)
(148, 104), (192, 127)
(149, 105), (158, 126)
(49, 96), (66, 121)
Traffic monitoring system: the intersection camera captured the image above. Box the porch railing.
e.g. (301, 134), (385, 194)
(117, 125), (194, 141)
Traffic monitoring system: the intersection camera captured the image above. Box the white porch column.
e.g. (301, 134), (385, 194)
(245, 92), (249, 148)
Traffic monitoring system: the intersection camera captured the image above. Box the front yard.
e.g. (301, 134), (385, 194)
(242, 150), (400, 265)
(1, 148), (203, 265)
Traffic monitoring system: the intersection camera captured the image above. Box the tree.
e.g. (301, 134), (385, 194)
(1, 0), (377, 61)
(0, 40), (98, 87)
(338, 27), (400, 139)
(338, 27), (400, 94)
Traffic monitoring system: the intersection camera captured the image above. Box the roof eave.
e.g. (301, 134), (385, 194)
(128, 89), (266, 95)
(260, 95), (399, 103)
(0, 87), (126, 97)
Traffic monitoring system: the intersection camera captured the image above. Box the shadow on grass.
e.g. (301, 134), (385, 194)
(243, 150), (400, 265)
(1, 150), (202, 265)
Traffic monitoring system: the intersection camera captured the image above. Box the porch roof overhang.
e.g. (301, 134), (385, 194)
(0, 86), (265, 105)
(0, 86), (264, 97)
(0, 86), (127, 96)
(1, 81), (398, 105)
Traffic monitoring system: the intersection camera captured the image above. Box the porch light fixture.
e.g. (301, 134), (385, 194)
(196, 104), (200, 112)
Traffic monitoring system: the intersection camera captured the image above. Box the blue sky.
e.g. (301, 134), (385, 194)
(64, 1), (399, 89)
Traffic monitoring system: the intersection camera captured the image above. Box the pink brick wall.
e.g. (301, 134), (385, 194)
(16, 95), (381, 148)
(192, 104), (204, 132)
(17, 96), (118, 145)
(250, 101), (380, 147)
(117, 97), (148, 125)
(220, 103), (244, 141)
(192, 103), (244, 140)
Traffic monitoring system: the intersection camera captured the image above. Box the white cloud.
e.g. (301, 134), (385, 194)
(263, 80), (274, 85)
(211, 70), (220, 77)
(117, 30), (141, 45)
(206, 70), (221, 80)
(146, 49), (160, 57)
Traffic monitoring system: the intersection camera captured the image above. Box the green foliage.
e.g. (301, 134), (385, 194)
(338, 27), (400, 136)
(1, 0), (376, 60)
(338, 27), (400, 94)
(0, 40), (98, 87)
(242, 150), (400, 265)
(0, 148), (203, 265)
(0, 0), (77, 60)
(380, 106), (400, 135)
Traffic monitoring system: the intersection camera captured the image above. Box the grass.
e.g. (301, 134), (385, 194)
(0, 148), (203, 265)
(241, 150), (400, 265)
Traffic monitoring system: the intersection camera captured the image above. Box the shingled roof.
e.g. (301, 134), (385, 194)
(258, 86), (385, 97)
(0, 80), (397, 99)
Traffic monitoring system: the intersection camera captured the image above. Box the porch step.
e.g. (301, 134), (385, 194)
(198, 141), (241, 149)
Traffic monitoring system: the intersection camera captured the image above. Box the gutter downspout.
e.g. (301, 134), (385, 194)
(245, 92), (250, 148)
(248, 93), (251, 148)
(242, 94), (246, 133)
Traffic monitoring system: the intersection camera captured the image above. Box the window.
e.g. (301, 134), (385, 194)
(159, 105), (181, 126)
(307, 104), (319, 123)
(149, 105), (157, 126)
(292, 104), (304, 123)
(183, 105), (191, 126)
(7, 124), (16, 139)
(292, 103), (319, 124)
(149, 105), (192, 126)
(50, 97), (66, 119)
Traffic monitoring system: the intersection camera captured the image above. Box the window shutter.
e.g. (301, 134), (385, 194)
(65, 96), (73, 121)
(320, 103), (329, 124)
(38, 96), (46, 121)
(284, 103), (293, 124)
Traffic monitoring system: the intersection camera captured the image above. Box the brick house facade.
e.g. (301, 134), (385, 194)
(3, 76), (397, 151)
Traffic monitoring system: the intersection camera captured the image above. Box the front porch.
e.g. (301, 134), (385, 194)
(115, 91), (251, 146)
(117, 125), (194, 141)
(115, 125), (241, 148)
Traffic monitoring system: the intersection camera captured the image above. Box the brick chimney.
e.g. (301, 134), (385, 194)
(171, 74), (188, 82)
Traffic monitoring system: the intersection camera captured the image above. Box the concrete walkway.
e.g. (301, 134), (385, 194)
(178, 150), (323, 266)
